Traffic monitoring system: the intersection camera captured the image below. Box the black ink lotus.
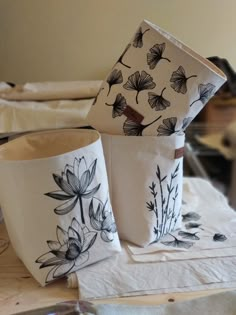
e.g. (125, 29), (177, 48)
(123, 70), (156, 104)
(170, 66), (197, 94)
(148, 87), (171, 111)
(106, 69), (123, 96)
(161, 233), (194, 249)
(45, 157), (100, 224)
(147, 43), (171, 70)
(190, 83), (215, 107)
(182, 212), (201, 222)
(36, 218), (97, 283)
(178, 230), (200, 240)
(213, 233), (227, 242)
(123, 115), (162, 136)
(89, 198), (117, 242)
(105, 93), (127, 118)
(133, 27), (150, 48)
(157, 117), (177, 136)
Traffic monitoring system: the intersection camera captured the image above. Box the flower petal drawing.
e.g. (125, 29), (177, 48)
(182, 212), (201, 222)
(182, 117), (193, 131)
(105, 93), (127, 118)
(35, 218), (97, 284)
(133, 27), (150, 48)
(123, 70), (156, 104)
(148, 87), (171, 111)
(190, 83), (216, 107)
(178, 231), (200, 240)
(213, 233), (227, 242)
(45, 156), (101, 224)
(123, 115), (162, 136)
(147, 43), (171, 70)
(106, 69), (123, 96)
(161, 234), (194, 249)
(157, 117), (177, 136)
(89, 198), (117, 242)
(170, 66), (197, 94)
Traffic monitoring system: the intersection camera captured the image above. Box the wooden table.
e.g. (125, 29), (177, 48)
(0, 223), (234, 315)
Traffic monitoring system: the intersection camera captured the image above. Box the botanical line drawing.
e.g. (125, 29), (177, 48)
(105, 93), (127, 118)
(148, 87), (171, 111)
(146, 163), (180, 243)
(178, 230), (200, 240)
(133, 27), (150, 48)
(89, 197), (117, 242)
(182, 212), (201, 222)
(213, 233), (227, 242)
(185, 222), (204, 230)
(123, 70), (156, 104)
(123, 115), (162, 136)
(116, 44), (131, 68)
(106, 69), (123, 96)
(190, 83), (215, 107)
(170, 66), (197, 94)
(157, 117), (178, 136)
(147, 43), (171, 70)
(161, 233), (194, 249)
(45, 157), (100, 224)
(35, 218), (97, 283)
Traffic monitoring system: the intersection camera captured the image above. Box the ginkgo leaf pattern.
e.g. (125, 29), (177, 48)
(157, 117), (177, 136)
(123, 115), (162, 136)
(190, 83), (216, 107)
(147, 43), (171, 70)
(106, 69), (123, 96)
(148, 87), (171, 111)
(105, 93), (127, 118)
(182, 212), (201, 222)
(116, 44), (131, 68)
(182, 117), (193, 131)
(161, 234), (194, 249)
(170, 66), (197, 94)
(185, 222), (204, 230)
(123, 70), (156, 104)
(133, 27), (150, 48)
(178, 230), (200, 240)
(213, 233), (227, 242)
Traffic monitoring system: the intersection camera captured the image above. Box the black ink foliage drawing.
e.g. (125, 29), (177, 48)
(116, 44), (131, 68)
(182, 212), (201, 222)
(170, 66), (197, 94)
(105, 93), (127, 118)
(178, 230), (200, 240)
(213, 233), (227, 242)
(89, 198), (117, 242)
(123, 70), (156, 104)
(185, 222), (204, 230)
(147, 163), (181, 243)
(36, 218), (97, 283)
(45, 157), (100, 224)
(106, 69), (123, 96)
(133, 27), (150, 48)
(161, 233), (194, 249)
(190, 83), (215, 107)
(123, 115), (162, 136)
(157, 117), (178, 136)
(148, 87), (171, 111)
(147, 43), (171, 70)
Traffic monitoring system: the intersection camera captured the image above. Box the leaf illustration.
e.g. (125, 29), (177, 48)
(178, 230), (200, 240)
(185, 222), (204, 230)
(147, 43), (171, 70)
(213, 233), (227, 242)
(190, 83), (215, 107)
(116, 44), (131, 68)
(148, 87), (171, 111)
(161, 234), (194, 249)
(123, 70), (156, 104)
(170, 66), (197, 94)
(182, 212), (201, 222)
(106, 69), (123, 96)
(105, 93), (127, 118)
(133, 27), (150, 48)
(123, 115), (162, 136)
(157, 117), (177, 136)
(182, 117), (193, 131)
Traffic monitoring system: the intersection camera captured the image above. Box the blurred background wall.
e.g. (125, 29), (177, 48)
(0, 0), (235, 83)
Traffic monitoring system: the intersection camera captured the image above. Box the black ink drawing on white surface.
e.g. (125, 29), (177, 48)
(182, 212), (201, 222)
(161, 233), (194, 249)
(123, 115), (162, 136)
(105, 93), (127, 118)
(157, 117), (178, 136)
(147, 43), (171, 70)
(185, 222), (204, 230)
(106, 69), (123, 96)
(170, 66), (197, 94)
(133, 27), (150, 48)
(190, 83), (215, 107)
(148, 87), (171, 111)
(116, 44), (131, 69)
(213, 233), (227, 242)
(178, 230), (200, 240)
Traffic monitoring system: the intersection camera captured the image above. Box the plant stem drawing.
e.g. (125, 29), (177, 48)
(147, 43), (171, 70)
(45, 157), (101, 224)
(170, 66), (197, 94)
(116, 44), (131, 68)
(35, 218), (97, 283)
(106, 69), (123, 96)
(190, 83), (215, 107)
(148, 87), (171, 111)
(123, 115), (162, 136)
(133, 27), (150, 48)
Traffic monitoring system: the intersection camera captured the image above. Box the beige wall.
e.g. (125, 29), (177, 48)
(0, 0), (235, 83)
